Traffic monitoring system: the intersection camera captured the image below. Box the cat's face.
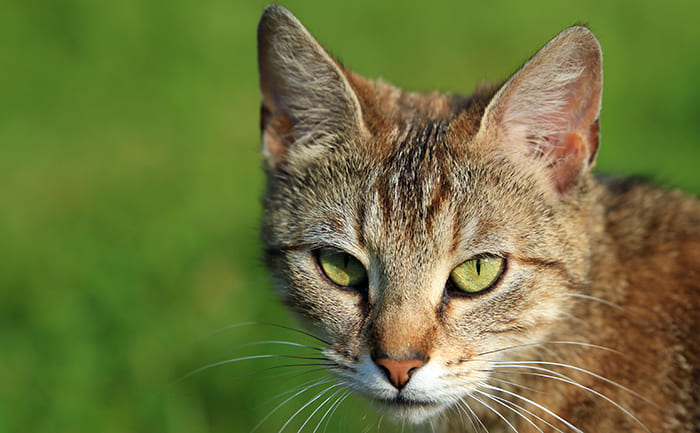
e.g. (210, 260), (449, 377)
(259, 5), (601, 423)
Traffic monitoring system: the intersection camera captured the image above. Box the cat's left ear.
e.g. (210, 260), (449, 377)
(478, 26), (602, 195)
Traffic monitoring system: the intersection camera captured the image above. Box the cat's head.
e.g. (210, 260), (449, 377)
(258, 5), (602, 423)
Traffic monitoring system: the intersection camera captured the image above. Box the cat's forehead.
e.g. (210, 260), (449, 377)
(344, 71), (495, 147)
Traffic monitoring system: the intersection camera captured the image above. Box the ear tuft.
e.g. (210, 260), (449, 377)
(257, 5), (366, 169)
(479, 26), (603, 195)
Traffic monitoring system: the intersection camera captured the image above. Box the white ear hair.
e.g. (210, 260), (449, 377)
(478, 26), (603, 195)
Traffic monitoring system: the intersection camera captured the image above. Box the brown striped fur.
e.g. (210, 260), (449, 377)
(257, 5), (699, 432)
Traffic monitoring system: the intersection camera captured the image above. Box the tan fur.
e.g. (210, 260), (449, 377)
(258, 5), (699, 432)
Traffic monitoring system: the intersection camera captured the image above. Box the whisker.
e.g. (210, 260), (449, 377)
(237, 340), (324, 352)
(297, 386), (347, 432)
(488, 376), (538, 393)
(208, 322), (331, 346)
(319, 390), (351, 433)
(225, 363), (331, 384)
(458, 403), (481, 433)
(278, 383), (344, 433)
(250, 377), (333, 433)
(469, 393), (519, 433)
(458, 398), (489, 433)
(559, 312), (592, 329)
(459, 402), (481, 433)
(489, 367), (651, 433)
(474, 389), (545, 433)
(171, 354), (312, 387)
(476, 340), (620, 358)
(263, 365), (329, 381)
(480, 383), (584, 433)
(264, 377), (329, 407)
(313, 390), (350, 433)
(563, 293), (628, 313)
(489, 360), (657, 408)
(171, 354), (333, 387)
(485, 390), (565, 433)
(376, 415), (384, 433)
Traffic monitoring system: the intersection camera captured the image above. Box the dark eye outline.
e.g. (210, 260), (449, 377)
(445, 255), (506, 298)
(313, 248), (369, 293)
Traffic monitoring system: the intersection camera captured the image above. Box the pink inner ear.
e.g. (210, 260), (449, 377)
(495, 75), (601, 196)
(548, 131), (590, 195)
(262, 113), (293, 168)
(541, 89), (600, 194)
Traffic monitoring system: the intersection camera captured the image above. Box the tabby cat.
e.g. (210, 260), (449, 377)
(257, 5), (699, 432)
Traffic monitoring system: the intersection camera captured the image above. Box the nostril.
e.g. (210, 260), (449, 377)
(373, 357), (426, 389)
(376, 363), (391, 379)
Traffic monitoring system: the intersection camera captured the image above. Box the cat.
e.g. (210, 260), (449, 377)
(257, 5), (699, 432)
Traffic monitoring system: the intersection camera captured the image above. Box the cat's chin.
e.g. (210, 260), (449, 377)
(371, 397), (449, 424)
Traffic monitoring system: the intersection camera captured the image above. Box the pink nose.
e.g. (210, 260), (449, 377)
(374, 357), (425, 389)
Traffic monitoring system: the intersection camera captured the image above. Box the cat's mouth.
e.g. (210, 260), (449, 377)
(371, 396), (447, 422)
(376, 396), (438, 407)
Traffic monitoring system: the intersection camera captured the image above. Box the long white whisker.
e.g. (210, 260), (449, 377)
(559, 312), (592, 329)
(485, 391), (565, 433)
(321, 390), (351, 433)
(264, 377), (330, 406)
(476, 340), (620, 357)
(459, 398), (490, 433)
(462, 403), (482, 433)
(238, 340), (324, 352)
(170, 354), (328, 387)
(278, 383), (343, 433)
(376, 415), (384, 433)
(452, 399), (477, 433)
(469, 393), (519, 433)
(488, 376), (539, 393)
(313, 390), (350, 433)
(480, 383), (584, 433)
(208, 322), (332, 346)
(262, 366), (329, 381)
(563, 293), (628, 313)
(226, 362), (333, 384)
(250, 377), (332, 433)
(490, 360), (657, 408)
(474, 389), (544, 433)
(297, 386), (346, 433)
(489, 367), (651, 433)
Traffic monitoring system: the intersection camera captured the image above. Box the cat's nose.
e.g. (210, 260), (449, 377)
(373, 356), (426, 389)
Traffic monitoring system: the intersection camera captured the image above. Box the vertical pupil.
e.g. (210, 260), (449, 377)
(343, 253), (350, 268)
(475, 258), (481, 275)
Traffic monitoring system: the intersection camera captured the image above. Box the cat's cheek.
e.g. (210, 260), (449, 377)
(281, 274), (366, 346)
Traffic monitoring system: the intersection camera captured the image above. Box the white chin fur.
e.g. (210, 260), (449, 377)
(373, 399), (450, 424)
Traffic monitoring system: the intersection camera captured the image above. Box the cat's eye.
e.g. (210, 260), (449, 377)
(450, 256), (505, 294)
(317, 249), (368, 288)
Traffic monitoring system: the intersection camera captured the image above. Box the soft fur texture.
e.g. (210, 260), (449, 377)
(258, 5), (699, 432)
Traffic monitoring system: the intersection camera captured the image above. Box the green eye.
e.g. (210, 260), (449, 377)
(317, 249), (368, 288)
(450, 256), (504, 294)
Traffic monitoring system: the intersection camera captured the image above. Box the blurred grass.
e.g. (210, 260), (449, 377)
(0, 0), (697, 432)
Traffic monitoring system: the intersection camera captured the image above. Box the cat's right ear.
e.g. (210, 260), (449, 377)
(257, 5), (368, 170)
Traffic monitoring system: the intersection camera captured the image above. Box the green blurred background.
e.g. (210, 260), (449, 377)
(1, 0), (698, 432)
